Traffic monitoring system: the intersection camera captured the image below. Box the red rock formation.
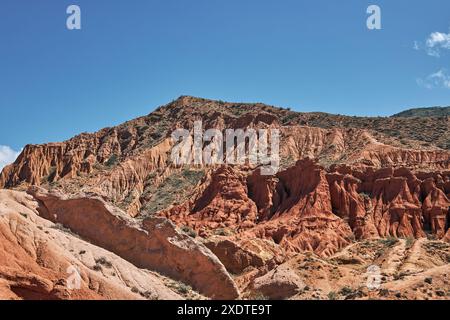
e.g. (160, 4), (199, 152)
(328, 166), (450, 240)
(162, 166), (259, 236)
(246, 159), (354, 257)
(328, 173), (378, 239)
(163, 160), (354, 257)
(421, 178), (450, 238)
(162, 159), (450, 257)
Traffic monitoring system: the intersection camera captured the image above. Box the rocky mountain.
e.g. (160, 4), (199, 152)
(0, 96), (449, 300)
(392, 106), (450, 118)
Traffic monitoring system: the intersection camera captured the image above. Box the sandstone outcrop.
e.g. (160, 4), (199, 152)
(250, 264), (306, 299)
(203, 236), (286, 275)
(27, 187), (239, 299)
(0, 190), (181, 300)
(203, 237), (265, 275)
(88, 138), (174, 216)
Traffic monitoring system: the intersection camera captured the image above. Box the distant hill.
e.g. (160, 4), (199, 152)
(392, 106), (450, 118)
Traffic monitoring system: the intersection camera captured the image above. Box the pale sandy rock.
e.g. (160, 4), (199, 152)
(28, 187), (239, 299)
(0, 189), (181, 300)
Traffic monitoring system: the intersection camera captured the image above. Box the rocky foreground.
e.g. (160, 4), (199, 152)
(0, 97), (449, 300)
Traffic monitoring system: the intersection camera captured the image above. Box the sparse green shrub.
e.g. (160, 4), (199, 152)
(95, 257), (113, 268)
(131, 286), (139, 293)
(405, 237), (415, 248)
(93, 264), (102, 272)
(181, 225), (197, 238)
(250, 292), (270, 300)
(327, 291), (338, 300)
(380, 237), (399, 247)
(172, 282), (192, 295)
(214, 228), (229, 236)
(359, 192), (371, 199)
(41, 166), (57, 183)
(105, 154), (119, 167)
(150, 131), (162, 140)
(51, 223), (78, 237)
(339, 286), (353, 296)
(393, 272), (404, 280)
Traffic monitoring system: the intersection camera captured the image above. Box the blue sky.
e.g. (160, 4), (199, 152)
(0, 0), (449, 160)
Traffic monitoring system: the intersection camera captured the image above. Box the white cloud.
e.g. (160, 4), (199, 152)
(417, 69), (450, 89)
(414, 29), (450, 57)
(0, 145), (20, 171)
(424, 30), (450, 57)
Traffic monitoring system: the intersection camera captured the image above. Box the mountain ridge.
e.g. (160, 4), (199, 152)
(9, 95), (450, 151)
(392, 106), (450, 118)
